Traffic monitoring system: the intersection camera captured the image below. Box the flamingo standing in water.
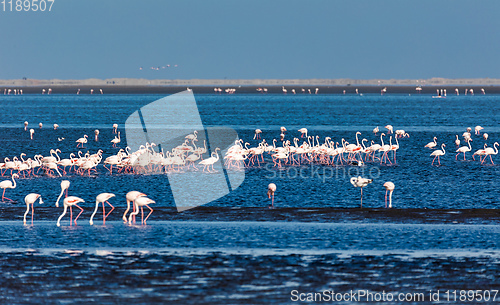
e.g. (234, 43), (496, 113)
(76, 135), (88, 148)
(53, 124), (59, 130)
(482, 142), (499, 165)
(90, 193), (115, 225)
(456, 139), (472, 160)
(298, 128), (308, 138)
(55, 180), (70, 207)
(483, 133), (489, 141)
(280, 126), (287, 134)
(122, 191), (147, 223)
(29, 129), (34, 140)
(267, 183), (277, 208)
(128, 196), (155, 225)
(23, 193), (43, 225)
(430, 144), (446, 165)
(0, 174), (19, 202)
(113, 124), (118, 134)
(373, 126), (379, 135)
(24, 121), (28, 131)
(475, 126), (484, 135)
(350, 176), (373, 208)
(425, 137), (437, 149)
(57, 196), (85, 227)
(111, 132), (121, 148)
(39, 122), (43, 129)
(198, 148), (220, 172)
(95, 129), (100, 141)
(455, 135), (460, 147)
(384, 125), (393, 134)
(383, 182), (395, 208)
(254, 129), (262, 140)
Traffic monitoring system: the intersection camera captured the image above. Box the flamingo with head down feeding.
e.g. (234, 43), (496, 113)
(24, 193), (43, 225)
(383, 182), (395, 208)
(128, 196), (155, 225)
(57, 196), (85, 226)
(90, 193), (115, 225)
(267, 183), (277, 208)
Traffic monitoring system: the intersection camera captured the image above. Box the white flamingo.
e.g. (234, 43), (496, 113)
(0, 174), (18, 202)
(350, 176), (373, 208)
(90, 193), (115, 225)
(383, 182), (395, 208)
(57, 196), (85, 227)
(24, 193), (43, 225)
(430, 144), (446, 166)
(128, 196), (156, 225)
(267, 183), (277, 208)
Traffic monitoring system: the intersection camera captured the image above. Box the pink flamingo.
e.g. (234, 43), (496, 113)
(430, 144), (446, 165)
(24, 193), (43, 225)
(267, 183), (277, 208)
(57, 196), (85, 226)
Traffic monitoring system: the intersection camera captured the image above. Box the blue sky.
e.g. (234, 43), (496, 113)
(0, 0), (499, 80)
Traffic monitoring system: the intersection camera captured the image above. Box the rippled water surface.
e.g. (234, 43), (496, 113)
(0, 93), (500, 304)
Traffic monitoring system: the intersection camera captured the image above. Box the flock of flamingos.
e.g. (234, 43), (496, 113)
(0, 121), (497, 227)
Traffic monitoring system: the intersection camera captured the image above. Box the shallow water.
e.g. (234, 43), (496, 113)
(0, 93), (499, 304)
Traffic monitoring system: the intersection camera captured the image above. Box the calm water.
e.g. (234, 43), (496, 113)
(0, 93), (499, 304)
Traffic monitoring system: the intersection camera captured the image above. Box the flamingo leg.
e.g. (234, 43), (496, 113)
(141, 207), (144, 224)
(385, 190), (388, 208)
(490, 155), (494, 164)
(74, 204), (84, 225)
(360, 188), (363, 208)
(70, 206), (73, 225)
(105, 201), (115, 219)
(144, 205), (154, 224)
(31, 203), (34, 225)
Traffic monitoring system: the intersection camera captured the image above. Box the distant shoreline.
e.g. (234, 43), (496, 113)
(1, 77), (500, 94)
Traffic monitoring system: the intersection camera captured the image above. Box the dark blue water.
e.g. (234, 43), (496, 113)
(0, 93), (499, 304)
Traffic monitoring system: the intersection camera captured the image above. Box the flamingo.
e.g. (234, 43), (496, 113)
(0, 174), (19, 202)
(267, 183), (277, 208)
(111, 132), (121, 148)
(95, 129), (100, 141)
(455, 135), (460, 147)
(384, 125), (393, 134)
(455, 88), (459, 95)
(483, 133), (489, 141)
(425, 137), (437, 149)
(383, 182), (395, 208)
(90, 193), (115, 225)
(430, 144), (446, 165)
(282, 86), (287, 94)
(475, 126), (484, 135)
(482, 142), (499, 165)
(53, 124), (59, 130)
(55, 180), (70, 207)
(350, 176), (373, 208)
(29, 129), (34, 140)
(39, 122), (43, 129)
(455, 139), (472, 160)
(198, 148), (220, 172)
(24, 121), (28, 131)
(23, 193), (43, 225)
(280, 126), (287, 134)
(56, 196), (85, 227)
(128, 196), (155, 225)
(76, 135), (88, 148)
(473, 144), (488, 161)
(298, 128), (308, 138)
(113, 124), (118, 134)
(254, 129), (262, 140)
(373, 126), (379, 134)
(122, 191), (147, 223)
